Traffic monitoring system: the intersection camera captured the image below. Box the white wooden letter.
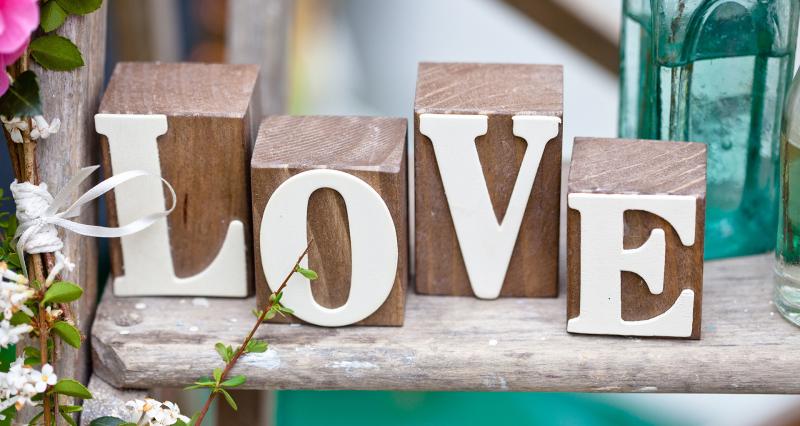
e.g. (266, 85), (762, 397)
(567, 193), (697, 337)
(95, 114), (247, 296)
(419, 113), (560, 299)
(260, 169), (398, 327)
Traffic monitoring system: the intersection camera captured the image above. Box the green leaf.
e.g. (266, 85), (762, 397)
(221, 375), (246, 388)
(215, 342), (230, 362)
(52, 321), (82, 348)
(218, 388), (237, 411)
(213, 368), (223, 383)
(43, 281), (83, 304)
(265, 309), (277, 320)
(89, 417), (133, 426)
(52, 379), (92, 399)
(23, 346), (41, 365)
(10, 310), (32, 326)
(0, 70), (42, 117)
(30, 35), (85, 71)
(59, 405), (83, 413)
(246, 339), (268, 353)
(41, 1), (68, 32)
(55, 0), (102, 15)
(295, 265), (318, 280)
(61, 410), (78, 426)
(277, 304), (294, 315)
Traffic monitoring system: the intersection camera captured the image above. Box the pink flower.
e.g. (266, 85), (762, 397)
(0, 0), (39, 95)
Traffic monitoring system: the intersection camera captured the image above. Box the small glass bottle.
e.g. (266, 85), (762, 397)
(620, 0), (799, 259)
(775, 72), (800, 326)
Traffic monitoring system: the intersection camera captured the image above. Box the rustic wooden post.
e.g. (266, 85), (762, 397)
(29, 3), (108, 387)
(227, 0), (292, 116)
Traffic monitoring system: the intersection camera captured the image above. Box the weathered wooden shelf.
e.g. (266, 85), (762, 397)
(91, 253), (800, 393)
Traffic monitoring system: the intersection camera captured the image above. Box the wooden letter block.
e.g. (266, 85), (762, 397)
(567, 138), (707, 339)
(414, 62), (563, 299)
(97, 62), (260, 297)
(252, 116), (407, 326)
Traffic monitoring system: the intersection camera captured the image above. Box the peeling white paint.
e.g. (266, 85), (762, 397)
(192, 297), (210, 307)
(241, 348), (281, 370)
(328, 361), (379, 373)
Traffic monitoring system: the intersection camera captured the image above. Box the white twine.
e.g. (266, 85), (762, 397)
(10, 181), (63, 254)
(9, 165), (176, 278)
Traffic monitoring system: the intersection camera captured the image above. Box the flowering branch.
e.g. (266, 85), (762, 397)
(188, 242), (316, 426)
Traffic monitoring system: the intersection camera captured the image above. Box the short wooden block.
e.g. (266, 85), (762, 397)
(414, 62), (563, 298)
(567, 138), (707, 339)
(251, 115), (408, 326)
(99, 62), (259, 295)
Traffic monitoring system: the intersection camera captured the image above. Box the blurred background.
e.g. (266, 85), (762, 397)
(3, 0), (800, 424)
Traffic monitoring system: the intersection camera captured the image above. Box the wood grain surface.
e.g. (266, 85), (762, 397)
(567, 138), (707, 339)
(91, 253), (797, 393)
(31, 6), (107, 386)
(98, 62), (260, 289)
(251, 115), (408, 326)
(414, 62), (563, 297)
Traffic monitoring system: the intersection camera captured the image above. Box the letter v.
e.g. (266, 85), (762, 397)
(419, 114), (560, 299)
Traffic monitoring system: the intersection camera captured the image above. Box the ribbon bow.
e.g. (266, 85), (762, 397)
(12, 165), (176, 278)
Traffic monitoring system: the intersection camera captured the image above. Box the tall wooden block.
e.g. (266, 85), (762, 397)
(414, 62), (563, 299)
(98, 62), (259, 296)
(251, 115), (408, 326)
(567, 138), (707, 339)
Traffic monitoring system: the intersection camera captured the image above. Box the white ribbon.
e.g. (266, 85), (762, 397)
(12, 165), (176, 278)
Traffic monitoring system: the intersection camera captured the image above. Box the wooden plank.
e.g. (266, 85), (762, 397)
(98, 62), (260, 292)
(414, 62), (563, 298)
(32, 5), (107, 385)
(567, 138), (707, 339)
(251, 115), (408, 326)
(80, 375), (148, 426)
(90, 252), (800, 393)
(227, 0), (293, 115)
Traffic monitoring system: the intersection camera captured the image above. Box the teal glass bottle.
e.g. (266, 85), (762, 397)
(775, 72), (800, 325)
(620, 0), (799, 259)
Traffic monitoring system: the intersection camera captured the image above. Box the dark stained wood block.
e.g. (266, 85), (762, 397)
(99, 62), (260, 290)
(414, 62), (563, 297)
(567, 138), (707, 339)
(251, 115), (408, 326)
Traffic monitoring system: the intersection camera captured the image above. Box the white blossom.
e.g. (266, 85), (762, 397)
(45, 252), (74, 287)
(124, 398), (189, 425)
(0, 280), (34, 321)
(0, 261), (28, 285)
(0, 358), (56, 411)
(0, 116), (27, 143)
(29, 115), (60, 140)
(45, 305), (63, 322)
(29, 364), (57, 393)
(0, 320), (32, 348)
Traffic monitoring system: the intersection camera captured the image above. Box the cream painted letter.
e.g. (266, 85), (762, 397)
(95, 114), (247, 296)
(260, 169), (398, 327)
(567, 193), (696, 337)
(419, 113), (560, 299)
